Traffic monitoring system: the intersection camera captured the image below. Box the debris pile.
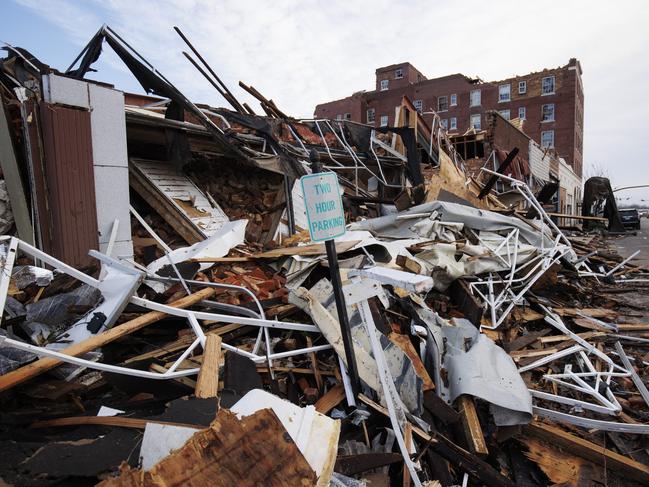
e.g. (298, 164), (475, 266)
(1, 25), (649, 487)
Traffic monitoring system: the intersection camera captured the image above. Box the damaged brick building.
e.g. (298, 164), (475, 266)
(315, 58), (584, 177)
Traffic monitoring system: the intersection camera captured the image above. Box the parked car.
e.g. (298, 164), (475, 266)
(619, 208), (641, 230)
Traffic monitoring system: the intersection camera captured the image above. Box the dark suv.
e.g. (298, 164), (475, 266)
(619, 208), (641, 230)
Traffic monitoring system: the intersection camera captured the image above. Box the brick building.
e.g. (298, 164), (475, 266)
(314, 59), (584, 176)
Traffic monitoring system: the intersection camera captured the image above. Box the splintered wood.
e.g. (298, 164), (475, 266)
(97, 409), (316, 486)
(194, 334), (222, 399)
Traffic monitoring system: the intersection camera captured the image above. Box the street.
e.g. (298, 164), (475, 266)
(614, 217), (649, 268)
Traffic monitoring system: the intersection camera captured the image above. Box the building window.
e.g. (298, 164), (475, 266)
(518, 107), (526, 119)
(518, 81), (527, 94)
(395, 68), (403, 79)
(437, 96), (448, 112)
(542, 76), (555, 95)
(366, 109), (375, 124)
(440, 119), (448, 129)
(499, 109), (511, 120)
(470, 114), (481, 130)
(335, 114), (342, 120)
(541, 130), (554, 148)
(344, 113), (351, 121)
(450, 93), (457, 106)
(450, 117), (457, 130)
(541, 103), (555, 122)
(413, 99), (423, 113)
(470, 89), (481, 107)
(498, 84), (511, 102)
(380, 115), (389, 127)
(380, 79), (389, 91)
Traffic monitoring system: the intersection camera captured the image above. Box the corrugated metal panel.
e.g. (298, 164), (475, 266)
(40, 103), (99, 268)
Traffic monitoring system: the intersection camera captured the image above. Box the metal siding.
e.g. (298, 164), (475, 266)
(528, 141), (550, 182)
(40, 103), (99, 268)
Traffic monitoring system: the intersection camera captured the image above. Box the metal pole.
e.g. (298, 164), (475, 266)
(284, 175), (296, 236)
(309, 150), (361, 397)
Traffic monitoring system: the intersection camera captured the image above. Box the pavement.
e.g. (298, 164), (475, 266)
(613, 217), (649, 268)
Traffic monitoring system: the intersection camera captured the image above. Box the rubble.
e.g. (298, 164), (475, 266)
(1, 25), (649, 487)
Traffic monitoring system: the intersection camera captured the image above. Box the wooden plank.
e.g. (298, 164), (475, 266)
(396, 254), (422, 274)
(257, 366), (336, 376)
(554, 308), (617, 320)
(503, 329), (551, 353)
(130, 166), (202, 244)
(524, 421), (649, 484)
(358, 394), (515, 487)
(618, 323), (649, 332)
(509, 348), (560, 360)
(31, 416), (198, 430)
(195, 334), (222, 398)
(0, 287), (215, 392)
(97, 409), (317, 487)
(315, 385), (346, 414)
(190, 240), (361, 262)
(388, 332), (435, 391)
(403, 423), (413, 487)
(306, 336), (323, 392)
(456, 395), (489, 457)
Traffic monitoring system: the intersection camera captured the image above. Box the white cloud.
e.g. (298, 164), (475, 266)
(12, 0), (649, 198)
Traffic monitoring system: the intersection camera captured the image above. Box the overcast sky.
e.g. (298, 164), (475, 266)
(4, 0), (649, 202)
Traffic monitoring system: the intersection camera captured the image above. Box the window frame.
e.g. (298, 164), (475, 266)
(499, 109), (511, 120)
(541, 103), (555, 122)
(498, 84), (511, 103)
(470, 113), (481, 130)
(395, 68), (404, 79)
(437, 96), (448, 112)
(450, 93), (457, 106)
(470, 89), (481, 107)
(518, 107), (526, 119)
(366, 108), (375, 124)
(450, 117), (457, 130)
(541, 130), (554, 148)
(413, 99), (423, 113)
(380, 115), (389, 127)
(380, 79), (389, 91)
(344, 113), (352, 121)
(440, 119), (448, 129)
(541, 76), (555, 95)
(518, 80), (527, 94)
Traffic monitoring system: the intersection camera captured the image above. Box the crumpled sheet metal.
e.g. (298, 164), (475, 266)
(442, 319), (533, 426)
(349, 200), (554, 249)
(282, 230), (427, 290)
(146, 219), (247, 293)
(290, 279), (424, 415)
(413, 297), (532, 426)
(412, 239), (538, 291)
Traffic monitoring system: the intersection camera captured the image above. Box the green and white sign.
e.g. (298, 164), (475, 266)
(300, 172), (346, 242)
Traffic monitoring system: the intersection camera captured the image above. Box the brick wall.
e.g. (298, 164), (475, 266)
(314, 59), (584, 177)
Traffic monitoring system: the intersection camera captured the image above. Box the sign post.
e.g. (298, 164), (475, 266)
(301, 151), (361, 398)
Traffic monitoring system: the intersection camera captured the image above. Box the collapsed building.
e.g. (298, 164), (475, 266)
(0, 25), (648, 487)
